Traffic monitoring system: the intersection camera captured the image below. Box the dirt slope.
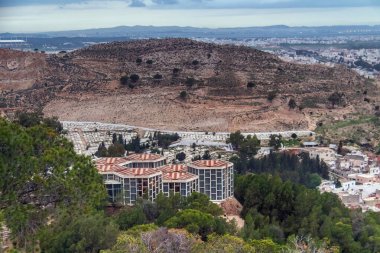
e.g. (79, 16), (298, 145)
(0, 39), (378, 132)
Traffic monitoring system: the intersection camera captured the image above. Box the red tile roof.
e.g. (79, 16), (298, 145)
(190, 160), (231, 168)
(95, 157), (128, 166)
(125, 153), (164, 161)
(163, 172), (198, 182)
(159, 164), (188, 173)
(115, 168), (161, 177)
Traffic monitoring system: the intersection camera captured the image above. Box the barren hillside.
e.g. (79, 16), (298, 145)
(0, 39), (378, 132)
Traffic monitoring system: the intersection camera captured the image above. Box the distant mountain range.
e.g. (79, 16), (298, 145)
(2, 25), (380, 39)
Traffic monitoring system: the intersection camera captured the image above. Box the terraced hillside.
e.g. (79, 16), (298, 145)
(0, 39), (378, 133)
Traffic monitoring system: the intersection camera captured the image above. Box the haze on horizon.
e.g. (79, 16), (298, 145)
(0, 0), (380, 33)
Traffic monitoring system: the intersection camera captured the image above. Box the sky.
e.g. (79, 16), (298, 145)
(0, 0), (380, 33)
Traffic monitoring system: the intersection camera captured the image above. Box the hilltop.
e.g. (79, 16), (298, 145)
(0, 38), (378, 133)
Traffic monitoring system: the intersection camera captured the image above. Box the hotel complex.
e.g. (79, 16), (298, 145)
(95, 154), (234, 204)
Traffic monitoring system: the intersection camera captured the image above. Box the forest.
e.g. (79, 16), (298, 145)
(1, 114), (380, 252)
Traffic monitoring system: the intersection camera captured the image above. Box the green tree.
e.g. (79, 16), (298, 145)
(117, 206), (147, 230)
(269, 134), (282, 150)
(328, 91), (345, 108)
(0, 118), (106, 249)
(202, 150), (211, 160)
(130, 74), (140, 83)
(180, 90), (187, 99)
(120, 75), (129, 85)
(164, 209), (216, 240)
(227, 130), (245, 150)
(39, 213), (118, 253)
(267, 91), (277, 102)
(288, 98), (297, 109)
(176, 152), (186, 162)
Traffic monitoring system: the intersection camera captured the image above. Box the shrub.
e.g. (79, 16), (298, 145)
(173, 68), (181, 75)
(247, 82), (256, 88)
(185, 77), (196, 87)
(153, 73), (163, 79)
(328, 91), (345, 107)
(180, 91), (187, 99)
(192, 60), (199, 65)
(288, 98), (297, 109)
(176, 152), (186, 161)
(136, 58), (142, 64)
(130, 74), (140, 83)
(120, 75), (129, 85)
(267, 91), (277, 102)
(146, 59), (153, 65)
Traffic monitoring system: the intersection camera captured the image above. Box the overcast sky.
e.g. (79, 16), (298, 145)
(1, 0), (380, 33)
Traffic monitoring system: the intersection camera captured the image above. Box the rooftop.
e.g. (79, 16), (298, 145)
(115, 168), (162, 178)
(163, 172), (198, 182)
(159, 164), (188, 173)
(125, 153), (164, 162)
(190, 160), (232, 168)
(95, 157), (128, 165)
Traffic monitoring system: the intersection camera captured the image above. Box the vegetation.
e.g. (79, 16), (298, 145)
(235, 173), (380, 252)
(180, 90), (187, 99)
(247, 81), (256, 88)
(0, 114), (109, 251)
(192, 60), (199, 65)
(328, 91), (345, 107)
(119, 75), (129, 85)
(185, 77), (196, 87)
(153, 73), (162, 79)
(288, 98), (297, 109)
(227, 131), (260, 158)
(130, 73), (140, 83)
(176, 152), (186, 162)
(267, 91), (277, 102)
(155, 132), (180, 149)
(230, 152), (328, 187)
(269, 134), (283, 150)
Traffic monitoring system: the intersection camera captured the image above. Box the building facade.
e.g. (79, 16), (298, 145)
(96, 155), (234, 204)
(187, 160), (234, 202)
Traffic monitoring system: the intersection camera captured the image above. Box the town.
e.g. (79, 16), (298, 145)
(62, 120), (380, 212)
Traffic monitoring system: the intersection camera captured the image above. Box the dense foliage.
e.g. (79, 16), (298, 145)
(0, 115), (109, 251)
(230, 152), (328, 188)
(235, 173), (380, 253)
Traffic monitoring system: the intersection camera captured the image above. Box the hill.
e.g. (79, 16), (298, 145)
(0, 38), (378, 132)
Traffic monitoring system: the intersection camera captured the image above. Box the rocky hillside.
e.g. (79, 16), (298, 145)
(0, 39), (378, 132)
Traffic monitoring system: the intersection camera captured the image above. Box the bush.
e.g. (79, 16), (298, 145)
(130, 74), (140, 83)
(136, 58), (142, 64)
(173, 68), (181, 75)
(288, 98), (297, 109)
(120, 75), (129, 85)
(153, 73), (163, 79)
(267, 91), (277, 102)
(185, 77), (196, 87)
(192, 60), (199, 65)
(328, 91), (345, 107)
(146, 59), (153, 65)
(176, 152), (186, 161)
(247, 82), (256, 88)
(180, 91), (187, 99)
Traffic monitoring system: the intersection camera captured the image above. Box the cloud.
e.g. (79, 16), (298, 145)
(151, 0), (178, 5)
(129, 0), (145, 7)
(1, 0), (380, 9)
